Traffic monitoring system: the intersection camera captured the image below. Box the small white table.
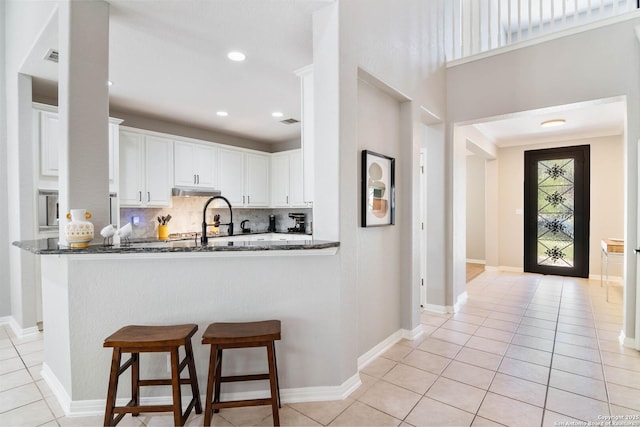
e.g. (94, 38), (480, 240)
(601, 239), (624, 302)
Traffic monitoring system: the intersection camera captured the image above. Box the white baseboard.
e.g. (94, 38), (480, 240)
(454, 291), (468, 312)
(619, 330), (637, 350)
(282, 373), (362, 403)
(357, 325), (424, 371)
(42, 363), (72, 415)
(422, 304), (455, 314)
(588, 274), (623, 283)
(466, 259), (486, 264)
(498, 266), (524, 273)
(1, 316), (40, 338)
(45, 365), (363, 417)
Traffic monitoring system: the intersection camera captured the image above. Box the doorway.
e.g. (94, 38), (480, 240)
(524, 145), (591, 278)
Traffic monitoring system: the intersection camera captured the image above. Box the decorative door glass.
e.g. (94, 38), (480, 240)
(536, 158), (575, 267)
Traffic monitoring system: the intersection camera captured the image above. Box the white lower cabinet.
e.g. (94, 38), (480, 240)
(218, 148), (269, 207)
(119, 131), (173, 207)
(271, 149), (304, 207)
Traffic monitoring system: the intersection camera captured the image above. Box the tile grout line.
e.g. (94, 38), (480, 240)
(538, 277), (565, 427)
(588, 278), (615, 418)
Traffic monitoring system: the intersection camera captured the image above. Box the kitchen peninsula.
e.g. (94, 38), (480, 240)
(13, 236), (347, 417)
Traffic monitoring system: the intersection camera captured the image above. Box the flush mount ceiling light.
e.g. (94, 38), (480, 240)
(227, 51), (246, 62)
(271, 111), (284, 118)
(216, 111), (229, 117)
(107, 80), (113, 86)
(540, 119), (566, 128)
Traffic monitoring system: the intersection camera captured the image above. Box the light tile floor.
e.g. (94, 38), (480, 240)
(1, 271), (640, 426)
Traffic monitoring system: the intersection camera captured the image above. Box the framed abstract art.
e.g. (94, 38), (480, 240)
(361, 150), (395, 227)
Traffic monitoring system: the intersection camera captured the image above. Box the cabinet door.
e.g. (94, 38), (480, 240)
(108, 122), (119, 193)
(119, 131), (145, 206)
(145, 136), (173, 207)
(289, 150), (305, 206)
(245, 153), (269, 207)
(193, 144), (218, 188)
(218, 148), (245, 205)
(40, 111), (60, 177)
(271, 154), (290, 207)
(174, 141), (197, 186)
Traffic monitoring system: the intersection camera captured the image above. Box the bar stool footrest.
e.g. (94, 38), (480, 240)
(213, 398), (274, 410)
(114, 404), (175, 414)
(139, 378), (196, 387)
(221, 373), (270, 383)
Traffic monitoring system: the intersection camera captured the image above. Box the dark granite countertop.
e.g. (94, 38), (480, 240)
(13, 234), (339, 255)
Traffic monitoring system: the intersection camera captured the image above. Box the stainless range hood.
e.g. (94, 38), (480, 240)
(172, 187), (221, 197)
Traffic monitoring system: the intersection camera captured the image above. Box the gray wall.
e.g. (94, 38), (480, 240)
(466, 154), (485, 262)
(356, 79), (403, 355)
(447, 17), (640, 340)
(335, 0), (447, 362)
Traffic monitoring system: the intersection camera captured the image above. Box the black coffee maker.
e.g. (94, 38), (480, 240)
(267, 214), (276, 232)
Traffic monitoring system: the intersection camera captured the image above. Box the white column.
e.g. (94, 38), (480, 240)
(58, 0), (110, 245)
(312, 5), (339, 241)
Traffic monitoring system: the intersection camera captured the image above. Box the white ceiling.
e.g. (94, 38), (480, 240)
(466, 97), (626, 149)
(22, 0), (333, 144)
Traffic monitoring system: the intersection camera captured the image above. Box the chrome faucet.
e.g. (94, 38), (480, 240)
(201, 196), (233, 244)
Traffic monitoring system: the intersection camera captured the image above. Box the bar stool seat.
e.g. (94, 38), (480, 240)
(103, 324), (202, 426)
(202, 320), (281, 426)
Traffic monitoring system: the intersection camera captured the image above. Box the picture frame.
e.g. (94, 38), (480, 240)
(361, 150), (395, 227)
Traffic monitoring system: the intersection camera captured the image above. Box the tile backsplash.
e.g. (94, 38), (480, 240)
(120, 197), (312, 239)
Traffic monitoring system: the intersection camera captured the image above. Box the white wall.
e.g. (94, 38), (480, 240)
(338, 0), (447, 360)
(0, 0), (10, 317)
(447, 17), (640, 340)
(466, 154), (486, 262)
(4, 0), (58, 331)
(311, 0), (447, 377)
(423, 123), (448, 307)
(495, 135), (624, 276)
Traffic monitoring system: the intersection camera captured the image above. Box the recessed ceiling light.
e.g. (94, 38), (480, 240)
(540, 119), (566, 128)
(216, 111), (229, 117)
(107, 80), (113, 86)
(272, 111), (284, 118)
(227, 51), (246, 62)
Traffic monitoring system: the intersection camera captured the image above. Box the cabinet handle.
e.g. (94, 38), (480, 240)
(243, 195), (245, 204)
(197, 174), (200, 184)
(247, 195), (250, 204)
(147, 192), (150, 202)
(139, 191), (142, 202)
(194, 174), (197, 184)
(286, 195), (289, 204)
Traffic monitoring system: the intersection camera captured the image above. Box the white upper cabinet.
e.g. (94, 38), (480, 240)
(245, 153), (270, 207)
(174, 140), (218, 188)
(218, 148), (245, 206)
(119, 130), (173, 207)
(34, 104), (121, 192)
(271, 149), (304, 208)
(218, 148), (270, 207)
(39, 110), (60, 178)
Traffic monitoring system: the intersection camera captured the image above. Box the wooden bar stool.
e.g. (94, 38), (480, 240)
(201, 320), (281, 426)
(103, 324), (202, 426)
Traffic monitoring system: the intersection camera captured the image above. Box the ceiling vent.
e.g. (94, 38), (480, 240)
(280, 118), (299, 125)
(44, 49), (59, 63)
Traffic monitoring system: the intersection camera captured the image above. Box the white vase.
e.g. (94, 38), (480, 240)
(65, 209), (94, 248)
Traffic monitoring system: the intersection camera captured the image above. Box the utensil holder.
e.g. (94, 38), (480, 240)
(158, 225), (169, 240)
